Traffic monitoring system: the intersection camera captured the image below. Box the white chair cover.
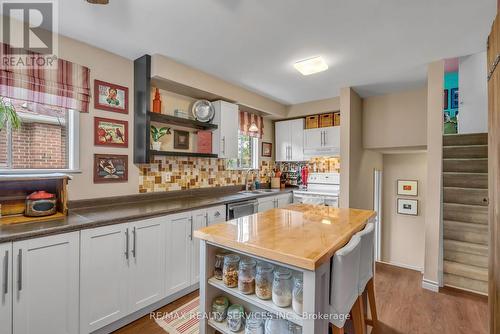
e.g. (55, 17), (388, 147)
(329, 235), (362, 328)
(355, 223), (375, 295)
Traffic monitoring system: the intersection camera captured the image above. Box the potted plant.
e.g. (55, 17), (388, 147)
(150, 125), (170, 151)
(0, 97), (21, 131)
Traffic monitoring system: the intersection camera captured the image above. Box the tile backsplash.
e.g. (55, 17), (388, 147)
(139, 157), (274, 193)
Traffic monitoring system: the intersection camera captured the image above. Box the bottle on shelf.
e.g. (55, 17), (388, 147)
(152, 88), (162, 113)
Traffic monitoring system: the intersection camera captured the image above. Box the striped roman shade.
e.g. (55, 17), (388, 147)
(0, 43), (91, 113)
(239, 111), (264, 138)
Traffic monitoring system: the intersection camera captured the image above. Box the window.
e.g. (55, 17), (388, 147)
(0, 98), (79, 172)
(227, 132), (259, 170)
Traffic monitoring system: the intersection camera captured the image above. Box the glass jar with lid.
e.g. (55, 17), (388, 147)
(245, 312), (264, 334)
(223, 254), (240, 288)
(211, 296), (229, 322)
(238, 258), (257, 294)
(292, 277), (303, 315)
(272, 268), (293, 307)
(214, 252), (226, 280)
(264, 318), (288, 334)
(255, 262), (274, 300)
(227, 304), (245, 332)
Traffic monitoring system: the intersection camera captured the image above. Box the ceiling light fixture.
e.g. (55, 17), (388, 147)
(248, 122), (259, 132)
(294, 56), (328, 76)
(87, 0), (109, 4)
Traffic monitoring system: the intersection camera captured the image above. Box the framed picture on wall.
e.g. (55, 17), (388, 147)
(451, 88), (459, 109)
(444, 89), (449, 110)
(397, 180), (418, 196)
(94, 117), (128, 147)
(93, 154), (128, 183)
(262, 142), (272, 157)
(173, 130), (190, 149)
(94, 80), (129, 114)
(397, 198), (418, 216)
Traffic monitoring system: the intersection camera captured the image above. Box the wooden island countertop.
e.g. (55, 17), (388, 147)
(194, 203), (376, 271)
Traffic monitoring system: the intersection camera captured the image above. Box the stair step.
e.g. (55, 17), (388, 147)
(443, 203), (489, 224)
(444, 250), (488, 268)
(443, 133), (488, 146)
(444, 239), (488, 257)
(443, 145), (488, 159)
(443, 220), (489, 244)
(443, 173), (488, 189)
(443, 260), (488, 281)
(444, 273), (488, 295)
(443, 158), (488, 173)
(443, 187), (489, 206)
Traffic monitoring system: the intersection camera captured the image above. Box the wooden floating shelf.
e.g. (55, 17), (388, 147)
(207, 277), (304, 326)
(150, 150), (218, 159)
(149, 112), (218, 130)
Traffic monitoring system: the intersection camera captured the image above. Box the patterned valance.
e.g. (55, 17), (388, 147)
(0, 43), (91, 113)
(239, 111), (264, 138)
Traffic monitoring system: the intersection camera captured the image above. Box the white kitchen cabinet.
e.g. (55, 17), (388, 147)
(165, 212), (193, 296)
(129, 217), (166, 312)
(212, 100), (239, 159)
(13, 232), (79, 334)
(80, 223), (130, 333)
(206, 205), (226, 225)
(276, 193), (293, 208)
(257, 196), (276, 213)
(275, 119), (304, 161)
(0, 242), (12, 334)
(191, 209), (208, 285)
(304, 126), (340, 157)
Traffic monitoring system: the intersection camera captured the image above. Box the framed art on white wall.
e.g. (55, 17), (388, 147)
(397, 198), (418, 216)
(397, 180), (418, 196)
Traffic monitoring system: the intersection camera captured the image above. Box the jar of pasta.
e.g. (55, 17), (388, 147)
(223, 254), (240, 288)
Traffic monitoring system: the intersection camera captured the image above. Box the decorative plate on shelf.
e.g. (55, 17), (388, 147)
(191, 100), (215, 123)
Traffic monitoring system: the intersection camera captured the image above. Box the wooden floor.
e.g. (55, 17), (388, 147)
(113, 263), (488, 334)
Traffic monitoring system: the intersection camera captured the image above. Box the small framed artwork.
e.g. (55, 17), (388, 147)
(397, 198), (418, 216)
(262, 142), (272, 157)
(94, 154), (128, 183)
(451, 88), (459, 109)
(443, 89), (449, 110)
(94, 80), (129, 114)
(94, 117), (128, 147)
(174, 130), (190, 149)
(397, 180), (418, 196)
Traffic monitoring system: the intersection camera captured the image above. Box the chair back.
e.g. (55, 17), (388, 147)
(355, 222), (375, 294)
(330, 235), (361, 328)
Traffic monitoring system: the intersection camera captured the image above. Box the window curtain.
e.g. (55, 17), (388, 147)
(0, 42), (91, 113)
(239, 111), (264, 138)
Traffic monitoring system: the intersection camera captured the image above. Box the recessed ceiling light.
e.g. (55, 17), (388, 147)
(294, 56), (328, 76)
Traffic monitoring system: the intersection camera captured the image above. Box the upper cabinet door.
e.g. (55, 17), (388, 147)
(304, 128), (323, 151)
(12, 232), (79, 334)
(191, 209), (209, 285)
(129, 217), (166, 312)
(290, 119), (304, 161)
(275, 120), (291, 161)
(80, 223), (130, 334)
(213, 101), (239, 159)
(323, 126), (340, 153)
(0, 242), (12, 334)
(165, 212), (192, 296)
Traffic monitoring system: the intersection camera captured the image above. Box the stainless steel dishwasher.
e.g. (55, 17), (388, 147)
(226, 199), (259, 220)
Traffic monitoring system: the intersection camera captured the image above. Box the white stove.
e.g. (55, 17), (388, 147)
(293, 172), (340, 207)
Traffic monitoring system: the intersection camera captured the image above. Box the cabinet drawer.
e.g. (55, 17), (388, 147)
(319, 113), (334, 127)
(305, 115), (319, 129)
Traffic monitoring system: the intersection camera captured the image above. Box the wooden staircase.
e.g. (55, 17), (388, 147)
(443, 133), (488, 295)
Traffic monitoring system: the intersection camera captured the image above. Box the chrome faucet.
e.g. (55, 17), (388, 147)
(245, 169), (257, 191)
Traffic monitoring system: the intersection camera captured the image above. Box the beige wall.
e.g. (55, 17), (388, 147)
(424, 61), (444, 290)
(381, 153), (427, 271)
(363, 87), (428, 150)
(340, 87), (383, 209)
(286, 96), (340, 118)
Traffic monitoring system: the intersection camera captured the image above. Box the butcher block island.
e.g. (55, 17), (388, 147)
(194, 203), (376, 334)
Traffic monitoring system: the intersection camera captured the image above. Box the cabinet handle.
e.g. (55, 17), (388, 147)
(222, 136), (226, 155)
(17, 249), (22, 292)
(132, 227), (137, 258)
(205, 213), (209, 227)
(3, 250), (8, 295)
(214, 211), (220, 217)
(324, 131), (327, 146)
(189, 217), (193, 241)
(125, 228), (130, 260)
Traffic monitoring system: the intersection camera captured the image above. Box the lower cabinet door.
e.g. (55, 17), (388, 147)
(0, 242), (12, 334)
(80, 224), (130, 334)
(276, 193), (293, 208)
(129, 217), (166, 312)
(191, 209), (208, 285)
(166, 213), (192, 296)
(257, 198), (275, 212)
(12, 232), (79, 334)
(207, 205), (226, 225)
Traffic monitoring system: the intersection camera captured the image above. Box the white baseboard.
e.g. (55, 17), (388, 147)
(422, 278), (440, 292)
(376, 260), (423, 273)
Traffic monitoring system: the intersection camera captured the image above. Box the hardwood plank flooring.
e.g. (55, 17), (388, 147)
(112, 263), (487, 334)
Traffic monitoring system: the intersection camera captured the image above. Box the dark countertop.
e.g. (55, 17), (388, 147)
(0, 188), (294, 243)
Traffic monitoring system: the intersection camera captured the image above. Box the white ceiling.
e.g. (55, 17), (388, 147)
(58, 0), (496, 104)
